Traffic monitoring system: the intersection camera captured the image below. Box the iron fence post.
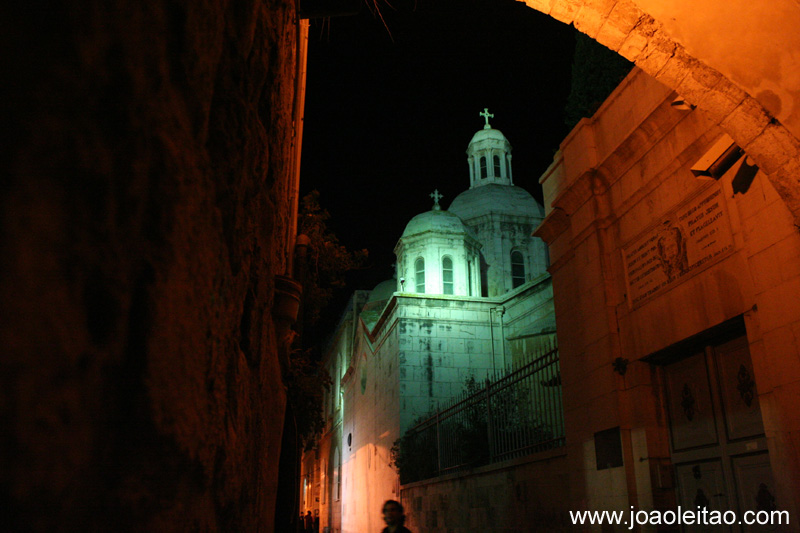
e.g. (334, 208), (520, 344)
(485, 378), (494, 463)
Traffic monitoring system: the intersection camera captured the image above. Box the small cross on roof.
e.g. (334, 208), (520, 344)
(430, 189), (443, 210)
(479, 108), (494, 129)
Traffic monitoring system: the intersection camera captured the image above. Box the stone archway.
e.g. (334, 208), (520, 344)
(521, 0), (800, 221)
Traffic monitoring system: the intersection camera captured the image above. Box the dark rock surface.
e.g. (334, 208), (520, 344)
(1, 1), (298, 530)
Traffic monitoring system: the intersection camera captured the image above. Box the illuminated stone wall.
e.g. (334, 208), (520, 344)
(389, 286), (555, 432)
(458, 213), (549, 296)
(340, 323), (402, 533)
(316, 272), (556, 532)
(537, 66), (800, 521)
(401, 449), (569, 532)
(2, 1), (299, 529)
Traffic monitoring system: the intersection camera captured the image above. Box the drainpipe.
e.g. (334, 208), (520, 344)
(497, 306), (506, 370)
(351, 293), (358, 362)
(272, 16), (308, 382)
(489, 308), (496, 375)
(287, 18), (309, 276)
(488, 306), (506, 375)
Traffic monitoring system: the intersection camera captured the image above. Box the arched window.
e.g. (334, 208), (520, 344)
(480, 156), (487, 179)
(442, 256), (454, 295)
(415, 258), (425, 293)
(493, 155), (501, 177)
(511, 251), (525, 288)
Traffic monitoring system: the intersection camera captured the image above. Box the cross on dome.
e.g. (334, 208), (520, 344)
(430, 189), (443, 210)
(479, 108), (494, 129)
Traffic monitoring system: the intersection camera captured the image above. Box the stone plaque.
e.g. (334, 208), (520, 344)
(623, 186), (734, 307)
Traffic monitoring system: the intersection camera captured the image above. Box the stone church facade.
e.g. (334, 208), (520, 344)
(301, 117), (558, 533)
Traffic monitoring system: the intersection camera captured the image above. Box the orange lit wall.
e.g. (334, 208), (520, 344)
(537, 66), (800, 521)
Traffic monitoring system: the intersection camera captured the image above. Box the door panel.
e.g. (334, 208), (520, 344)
(675, 459), (730, 513)
(665, 352), (719, 451)
(732, 453), (780, 532)
(714, 337), (764, 441)
(663, 333), (776, 532)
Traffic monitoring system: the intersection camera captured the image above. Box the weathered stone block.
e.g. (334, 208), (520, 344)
(746, 122), (800, 175)
(761, 325), (800, 387)
(770, 161), (800, 222)
(776, 234), (800, 282)
(597, 0), (644, 51)
(549, 0), (584, 24)
(522, 0), (557, 15)
(701, 78), (748, 121)
(637, 34), (677, 78)
(573, 0), (618, 38)
(675, 61), (725, 113)
(742, 200), (797, 256)
(721, 96), (771, 147)
(748, 243), (786, 294)
(594, 20), (630, 54)
(654, 48), (695, 95)
(618, 15), (657, 61)
(756, 277), (800, 334)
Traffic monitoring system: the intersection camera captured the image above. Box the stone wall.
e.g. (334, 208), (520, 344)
(537, 66), (800, 524)
(340, 324), (402, 533)
(2, 1), (298, 530)
(401, 450), (570, 532)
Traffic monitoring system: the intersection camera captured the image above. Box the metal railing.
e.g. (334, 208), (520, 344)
(398, 341), (564, 484)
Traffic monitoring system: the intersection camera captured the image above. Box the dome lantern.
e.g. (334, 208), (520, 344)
(467, 108), (513, 189)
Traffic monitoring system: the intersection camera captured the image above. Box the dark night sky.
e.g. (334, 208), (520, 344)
(300, 0), (578, 313)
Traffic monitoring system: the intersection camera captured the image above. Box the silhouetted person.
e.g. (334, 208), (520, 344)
(381, 500), (412, 533)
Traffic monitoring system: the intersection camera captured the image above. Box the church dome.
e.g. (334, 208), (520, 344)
(401, 209), (470, 239)
(368, 279), (396, 303)
(469, 127), (509, 145)
(449, 183), (544, 221)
